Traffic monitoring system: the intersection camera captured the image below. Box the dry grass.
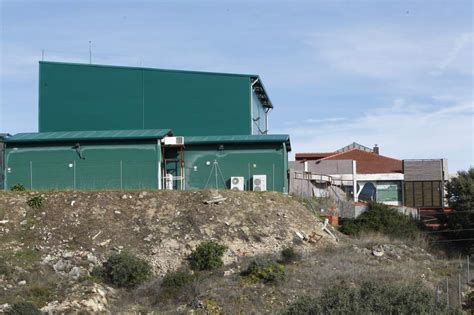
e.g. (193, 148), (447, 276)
(114, 239), (457, 314)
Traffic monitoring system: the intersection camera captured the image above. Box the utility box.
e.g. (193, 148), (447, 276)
(253, 175), (267, 191)
(230, 176), (244, 191)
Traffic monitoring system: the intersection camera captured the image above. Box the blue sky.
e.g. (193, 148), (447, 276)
(1, 0), (473, 172)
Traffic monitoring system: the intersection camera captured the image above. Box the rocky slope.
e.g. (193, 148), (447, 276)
(0, 190), (335, 312)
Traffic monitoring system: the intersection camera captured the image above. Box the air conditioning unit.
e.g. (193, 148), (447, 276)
(230, 176), (244, 191)
(163, 136), (185, 146)
(253, 175), (267, 191)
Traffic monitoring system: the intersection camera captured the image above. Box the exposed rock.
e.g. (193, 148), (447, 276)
(53, 259), (71, 273)
(372, 250), (384, 257)
(87, 253), (99, 265)
(69, 266), (87, 280)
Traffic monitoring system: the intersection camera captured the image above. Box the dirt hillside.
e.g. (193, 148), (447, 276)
(0, 190), (336, 312)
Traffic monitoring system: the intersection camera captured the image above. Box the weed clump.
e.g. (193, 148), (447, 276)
(188, 241), (227, 271)
(280, 247), (301, 264)
(339, 202), (420, 239)
(6, 302), (41, 315)
(466, 291), (474, 312)
(284, 281), (451, 315)
(0, 259), (10, 275)
(161, 271), (195, 292)
(27, 196), (43, 209)
(241, 258), (285, 283)
(95, 252), (151, 288)
(10, 183), (25, 192)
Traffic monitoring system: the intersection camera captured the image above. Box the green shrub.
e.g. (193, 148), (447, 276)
(188, 241), (227, 271)
(90, 265), (106, 280)
(284, 281), (451, 315)
(466, 291), (474, 312)
(10, 183), (25, 192)
(27, 196), (43, 209)
(280, 247), (301, 264)
(0, 259), (10, 275)
(284, 295), (321, 315)
(241, 258), (285, 283)
(339, 202), (420, 239)
(98, 252), (151, 288)
(6, 302), (41, 315)
(160, 270), (196, 298)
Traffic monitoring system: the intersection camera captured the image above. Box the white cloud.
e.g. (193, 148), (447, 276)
(306, 30), (473, 79)
(432, 32), (473, 76)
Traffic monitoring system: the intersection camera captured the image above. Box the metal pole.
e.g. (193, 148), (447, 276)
(73, 161), (76, 190)
(214, 160), (218, 189)
(468, 255), (470, 284)
(89, 41), (92, 64)
(120, 160), (123, 190)
(29, 161), (33, 189)
(446, 278), (449, 308)
(458, 273), (462, 306)
(248, 163), (250, 191)
(272, 164), (275, 192)
(42, 49), (44, 61)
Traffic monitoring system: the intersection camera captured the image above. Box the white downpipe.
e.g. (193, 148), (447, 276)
(352, 160), (358, 202)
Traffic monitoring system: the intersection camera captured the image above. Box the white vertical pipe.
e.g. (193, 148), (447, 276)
(353, 160), (358, 202)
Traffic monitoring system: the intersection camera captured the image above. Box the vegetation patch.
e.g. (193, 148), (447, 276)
(284, 281), (454, 315)
(339, 202), (420, 239)
(6, 301), (41, 315)
(160, 270), (196, 298)
(241, 258), (286, 283)
(10, 183), (26, 192)
(27, 196), (43, 209)
(94, 252), (152, 288)
(0, 258), (11, 275)
(188, 241), (227, 271)
(466, 291), (474, 312)
(279, 247), (301, 264)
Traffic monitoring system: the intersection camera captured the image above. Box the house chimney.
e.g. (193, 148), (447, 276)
(373, 144), (379, 154)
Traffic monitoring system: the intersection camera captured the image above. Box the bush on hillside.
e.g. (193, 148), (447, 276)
(162, 270), (195, 292)
(466, 291), (474, 312)
(280, 247), (301, 264)
(159, 270), (196, 299)
(97, 252), (151, 288)
(339, 202), (420, 239)
(284, 281), (451, 315)
(188, 241), (227, 271)
(10, 183), (25, 192)
(27, 196), (43, 209)
(6, 302), (41, 315)
(241, 258), (285, 283)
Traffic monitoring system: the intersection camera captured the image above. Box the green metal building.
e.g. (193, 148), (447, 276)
(39, 62), (271, 136)
(3, 62), (290, 192)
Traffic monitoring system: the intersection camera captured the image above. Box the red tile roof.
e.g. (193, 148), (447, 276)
(321, 149), (402, 174)
(295, 152), (335, 160)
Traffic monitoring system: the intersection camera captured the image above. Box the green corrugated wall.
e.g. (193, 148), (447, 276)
(39, 62), (253, 136)
(4, 141), (288, 192)
(182, 143), (288, 192)
(4, 142), (161, 190)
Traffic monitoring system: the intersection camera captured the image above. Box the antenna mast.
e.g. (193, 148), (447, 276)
(89, 41), (92, 64)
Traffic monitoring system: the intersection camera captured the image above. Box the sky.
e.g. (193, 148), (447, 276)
(0, 0), (473, 172)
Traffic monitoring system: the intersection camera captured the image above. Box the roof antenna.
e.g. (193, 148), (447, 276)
(41, 49), (44, 61)
(89, 41), (92, 64)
